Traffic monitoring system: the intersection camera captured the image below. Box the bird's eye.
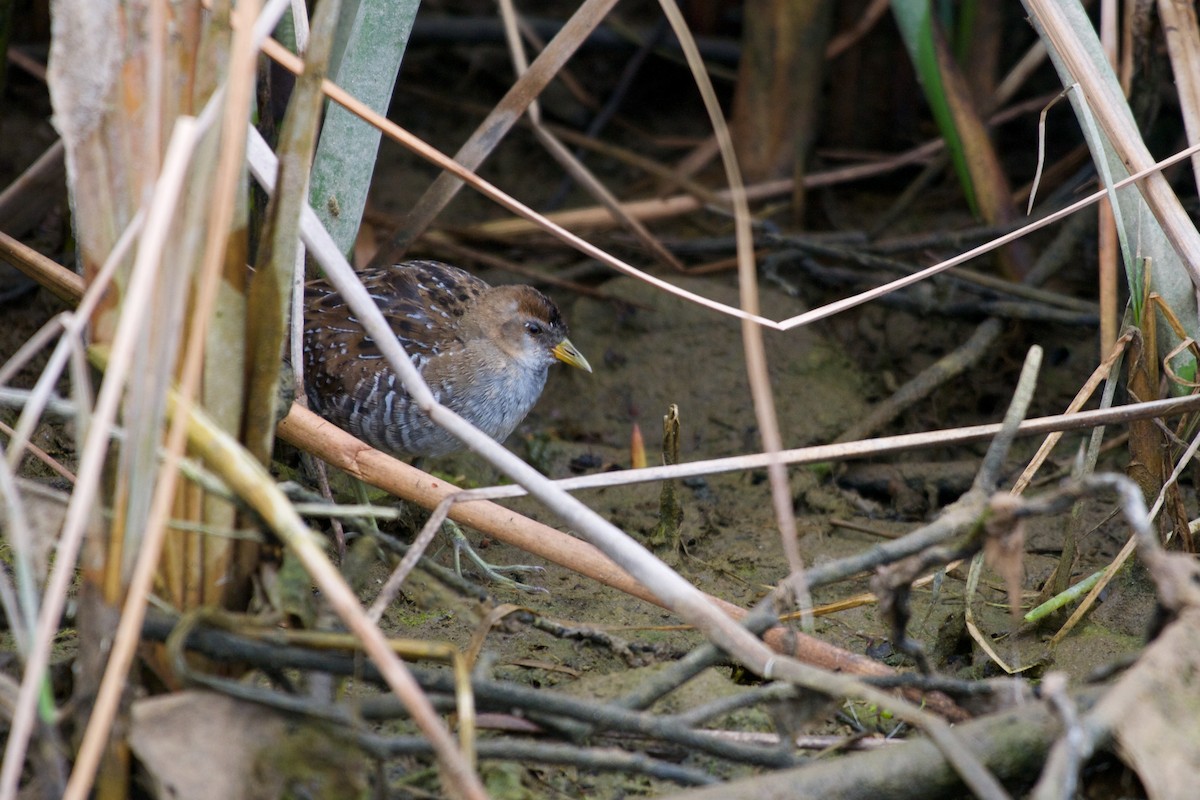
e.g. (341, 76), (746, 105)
(524, 321), (543, 336)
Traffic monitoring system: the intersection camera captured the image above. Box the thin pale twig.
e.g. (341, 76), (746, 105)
(446, 393), (1200, 501)
(366, 494), (455, 624)
(776, 138), (1200, 331)
(1011, 331), (1131, 495)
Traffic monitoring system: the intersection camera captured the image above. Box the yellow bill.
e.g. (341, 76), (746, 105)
(552, 338), (592, 373)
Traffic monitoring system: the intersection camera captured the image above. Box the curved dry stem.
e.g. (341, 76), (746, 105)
(1025, 0), (1200, 291)
(655, 0), (810, 621)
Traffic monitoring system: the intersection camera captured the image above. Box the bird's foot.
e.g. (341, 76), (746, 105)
(446, 521), (548, 594)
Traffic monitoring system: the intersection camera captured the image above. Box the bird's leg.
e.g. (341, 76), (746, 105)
(351, 479), (384, 538)
(403, 456), (547, 593)
(345, 468), (547, 593)
(445, 519), (548, 594)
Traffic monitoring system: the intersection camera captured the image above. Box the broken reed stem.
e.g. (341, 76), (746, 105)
(650, 404), (683, 548)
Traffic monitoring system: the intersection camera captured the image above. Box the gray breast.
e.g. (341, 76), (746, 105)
(313, 364), (550, 459)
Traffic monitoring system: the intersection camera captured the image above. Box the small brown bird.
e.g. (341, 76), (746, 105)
(303, 260), (592, 458)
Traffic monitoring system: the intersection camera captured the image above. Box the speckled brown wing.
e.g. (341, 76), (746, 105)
(302, 260), (489, 455)
(353, 260), (489, 359)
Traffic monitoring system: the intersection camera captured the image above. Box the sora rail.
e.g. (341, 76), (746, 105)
(303, 260), (592, 457)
